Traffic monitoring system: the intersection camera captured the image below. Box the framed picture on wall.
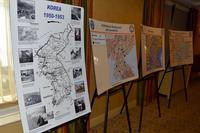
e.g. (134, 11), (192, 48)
(141, 25), (165, 76)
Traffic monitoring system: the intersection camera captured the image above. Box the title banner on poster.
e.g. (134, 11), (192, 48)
(10, 0), (91, 132)
(89, 19), (139, 95)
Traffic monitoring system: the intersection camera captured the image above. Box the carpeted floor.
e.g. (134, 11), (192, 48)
(89, 78), (200, 133)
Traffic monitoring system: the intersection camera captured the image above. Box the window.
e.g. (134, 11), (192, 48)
(0, 0), (17, 104)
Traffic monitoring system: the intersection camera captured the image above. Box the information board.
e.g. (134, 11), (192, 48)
(10, 0), (91, 132)
(169, 30), (193, 67)
(141, 25), (165, 76)
(89, 19), (139, 95)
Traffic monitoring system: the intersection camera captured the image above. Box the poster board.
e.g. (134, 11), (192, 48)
(9, 0), (91, 133)
(89, 19), (139, 95)
(169, 30), (193, 67)
(141, 25), (165, 77)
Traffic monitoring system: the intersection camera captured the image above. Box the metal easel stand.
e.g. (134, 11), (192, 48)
(157, 62), (188, 109)
(138, 73), (161, 132)
(83, 88), (97, 133)
(85, 82), (133, 133)
(104, 83), (132, 133)
(119, 73), (161, 132)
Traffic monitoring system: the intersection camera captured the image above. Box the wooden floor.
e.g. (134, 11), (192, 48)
(89, 77), (200, 133)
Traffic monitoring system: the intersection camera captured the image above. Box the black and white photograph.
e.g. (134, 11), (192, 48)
(24, 91), (41, 107)
(71, 7), (81, 20)
(46, 111), (54, 121)
(18, 26), (37, 42)
(75, 81), (85, 94)
(75, 28), (81, 41)
(71, 47), (81, 60)
(20, 69), (34, 83)
(17, 0), (35, 21)
(74, 97), (86, 113)
(26, 106), (48, 130)
(18, 48), (33, 63)
(73, 67), (82, 80)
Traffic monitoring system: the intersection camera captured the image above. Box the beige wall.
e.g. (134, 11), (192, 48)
(0, 122), (23, 133)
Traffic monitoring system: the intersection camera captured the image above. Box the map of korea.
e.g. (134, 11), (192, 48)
(106, 34), (135, 84)
(36, 24), (73, 106)
(146, 35), (162, 71)
(174, 39), (190, 61)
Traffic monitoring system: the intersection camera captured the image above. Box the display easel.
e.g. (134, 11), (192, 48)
(157, 61), (188, 108)
(84, 81), (134, 133)
(119, 71), (161, 132)
(119, 42), (162, 132)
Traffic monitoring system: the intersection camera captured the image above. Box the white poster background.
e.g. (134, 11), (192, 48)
(89, 19), (139, 95)
(10, 0), (91, 133)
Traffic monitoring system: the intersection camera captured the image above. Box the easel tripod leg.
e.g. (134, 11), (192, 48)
(120, 81), (134, 114)
(122, 85), (132, 133)
(182, 66), (188, 102)
(168, 70), (175, 108)
(84, 88), (97, 131)
(138, 85), (145, 132)
(155, 75), (161, 117)
(104, 91), (110, 133)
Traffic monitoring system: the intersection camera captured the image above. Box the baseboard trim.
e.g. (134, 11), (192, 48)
(90, 100), (136, 128)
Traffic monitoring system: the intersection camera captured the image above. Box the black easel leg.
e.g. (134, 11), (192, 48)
(168, 70), (175, 108)
(82, 113), (89, 133)
(182, 66), (188, 102)
(122, 85), (132, 133)
(158, 69), (167, 90)
(155, 75), (161, 117)
(91, 89), (97, 108)
(138, 85), (145, 132)
(104, 91), (110, 133)
(85, 88), (97, 129)
(120, 81), (134, 114)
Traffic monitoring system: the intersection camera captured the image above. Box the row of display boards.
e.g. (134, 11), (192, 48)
(9, 0), (193, 133)
(90, 19), (193, 95)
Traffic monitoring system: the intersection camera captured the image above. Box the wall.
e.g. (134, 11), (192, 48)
(89, 0), (144, 127)
(0, 122), (22, 133)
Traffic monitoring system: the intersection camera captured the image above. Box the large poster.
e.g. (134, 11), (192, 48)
(10, 0), (91, 133)
(141, 25), (165, 77)
(89, 19), (139, 95)
(169, 30), (193, 67)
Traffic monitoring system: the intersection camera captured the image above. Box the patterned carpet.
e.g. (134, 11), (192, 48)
(90, 78), (200, 133)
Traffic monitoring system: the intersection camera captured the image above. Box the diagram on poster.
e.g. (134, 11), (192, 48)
(169, 30), (193, 67)
(141, 25), (165, 76)
(10, 0), (90, 133)
(89, 19), (139, 95)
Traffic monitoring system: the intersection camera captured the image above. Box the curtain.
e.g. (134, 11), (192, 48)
(137, 0), (165, 105)
(0, 0), (17, 104)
